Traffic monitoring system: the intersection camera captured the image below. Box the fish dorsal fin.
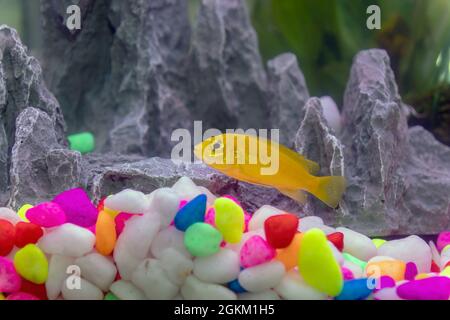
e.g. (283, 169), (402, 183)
(274, 141), (320, 175)
(277, 188), (308, 204)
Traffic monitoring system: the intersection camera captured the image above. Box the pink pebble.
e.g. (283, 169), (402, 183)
(437, 231), (450, 252)
(7, 292), (39, 300)
(341, 267), (354, 280)
(26, 202), (66, 228)
(204, 208), (216, 227)
(374, 275), (396, 292)
(53, 188), (98, 227)
(243, 213), (251, 232)
(397, 276), (450, 300)
(179, 200), (188, 209)
(0, 257), (22, 293)
(240, 235), (276, 268)
(404, 262), (418, 281)
(115, 212), (135, 235)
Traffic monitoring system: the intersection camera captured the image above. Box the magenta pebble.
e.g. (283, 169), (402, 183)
(0, 257), (21, 293)
(437, 231), (450, 252)
(240, 235), (276, 268)
(53, 188), (98, 227)
(204, 207), (216, 227)
(115, 212), (135, 235)
(26, 202), (66, 228)
(341, 267), (354, 280)
(374, 276), (396, 292)
(397, 277), (450, 300)
(404, 262), (418, 281)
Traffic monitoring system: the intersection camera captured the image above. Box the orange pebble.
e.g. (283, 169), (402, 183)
(95, 210), (117, 256)
(366, 260), (406, 282)
(275, 233), (303, 270)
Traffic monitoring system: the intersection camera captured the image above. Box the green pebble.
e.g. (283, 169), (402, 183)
(372, 238), (386, 248)
(104, 292), (119, 300)
(68, 132), (95, 154)
(342, 252), (367, 270)
(184, 222), (223, 257)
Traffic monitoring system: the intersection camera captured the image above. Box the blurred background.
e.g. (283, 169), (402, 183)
(0, 0), (449, 145)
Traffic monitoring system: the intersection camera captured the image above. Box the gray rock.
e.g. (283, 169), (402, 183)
(339, 49), (450, 235)
(0, 25), (66, 206)
(88, 157), (303, 215)
(268, 53), (310, 147)
(295, 97), (345, 224)
(46, 149), (82, 194)
(8, 108), (63, 208)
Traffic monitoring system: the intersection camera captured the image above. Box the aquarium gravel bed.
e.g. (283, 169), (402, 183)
(0, 176), (449, 301)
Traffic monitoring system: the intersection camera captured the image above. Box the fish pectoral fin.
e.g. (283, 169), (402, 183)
(278, 188), (308, 204)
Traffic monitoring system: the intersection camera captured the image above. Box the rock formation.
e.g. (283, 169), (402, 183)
(0, 1), (448, 236)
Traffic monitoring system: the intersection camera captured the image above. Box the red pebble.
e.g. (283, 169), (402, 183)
(20, 278), (48, 300)
(0, 220), (15, 256)
(97, 197), (106, 212)
(432, 260), (441, 273)
(264, 213), (299, 249)
(327, 232), (344, 252)
(14, 222), (44, 248)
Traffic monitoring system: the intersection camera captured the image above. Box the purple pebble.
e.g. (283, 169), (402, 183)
(374, 276), (396, 292)
(404, 262), (418, 281)
(397, 276), (450, 300)
(53, 188), (98, 227)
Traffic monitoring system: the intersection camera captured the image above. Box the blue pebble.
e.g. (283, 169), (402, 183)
(228, 279), (246, 294)
(174, 194), (207, 231)
(335, 278), (374, 300)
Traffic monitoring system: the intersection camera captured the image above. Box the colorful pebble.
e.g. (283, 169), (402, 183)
(53, 188), (98, 227)
(14, 222), (43, 248)
(264, 213), (298, 249)
(397, 276), (450, 300)
(0, 220), (15, 256)
(67, 132), (95, 154)
(276, 233), (303, 270)
(184, 223), (222, 257)
(17, 204), (32, 222)
(214, 197), (245, 244)
(335, 278), (373, 300)
(240, 235), (276, 268)
(174, 194), (207, 232)
(0, 257), (21, 293)
(298, 228), (343, 296)
(14, 244), (48, 284)
(26, 202), (66, 228)
(95, 210), (117, 256)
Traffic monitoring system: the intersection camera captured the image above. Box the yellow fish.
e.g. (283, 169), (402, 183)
(194, 133), (346, 208)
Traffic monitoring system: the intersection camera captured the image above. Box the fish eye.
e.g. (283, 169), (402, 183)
(212, 142), (222, 151)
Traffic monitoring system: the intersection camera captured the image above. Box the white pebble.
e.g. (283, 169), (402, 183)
(378, 235), (431, 273)
(238, 290), (281, 300)
(336, 227), (377, 261)
(239, 261), (285, 293)
(75, 252), (117, 292)
(46, 255), (75, 300)
(0, 207), (20, 224)
(109, 280), (146, 300)
(194, 249), (240, 284)
(342, 260), (363, 278)
(131, 259), (179, 300)
(372, 287), (403, 300)
(274, 270), (327, 300)
(298, 216), (324, 232)
(172, 177), (201, 200)
(329, 242), (344, 265)
(146, 188), (181, 228)
(367, 256), (395, 264)
(151, 226), (191, 259)
(104, 189), (150, 214)
(160, 248), (193, 286)
(248, 205), (284, 231)
(38, 223), (95, 257)
(113, 235), (143, 280)
(181, 275), (237, 300)
(62, 278), (103, 300)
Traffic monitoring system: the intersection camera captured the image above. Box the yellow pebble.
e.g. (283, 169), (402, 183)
(14, 244), (48, 284)
(214, 198), (244, 244)
(0, 293), (4, 300)
(440, 266), (450, 277)
(17, 204), (33, 222)
(443, 244), (450, 253)
(103, 207), (120, 219)
(415, 273), (431, 280)
(298, 228), (343, 296)
(371, 238), (386, 248)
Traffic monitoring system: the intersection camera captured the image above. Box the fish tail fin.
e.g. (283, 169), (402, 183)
(278, 188), (308, 204)
(310, 176), (347, 208)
